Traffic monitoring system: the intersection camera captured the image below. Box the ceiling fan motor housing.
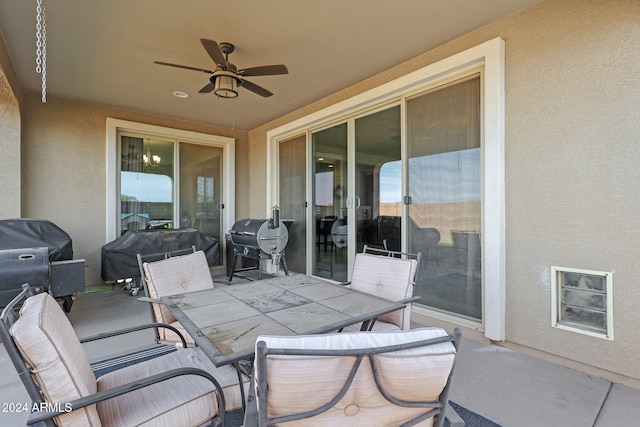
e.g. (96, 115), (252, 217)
(211, 70), (239, 98)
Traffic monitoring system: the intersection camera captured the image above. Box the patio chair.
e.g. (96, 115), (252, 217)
(342, 245), (422, 331)
(140, 249), (214, 345)
(0, 284), (247, 427)
(136, 245), (196, 341)
(247, 327), (463, 427)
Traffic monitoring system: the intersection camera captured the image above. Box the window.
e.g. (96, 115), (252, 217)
(120, 137), (174, 233)
(106, 119), (235, 267)
(551, 266), (613, 340)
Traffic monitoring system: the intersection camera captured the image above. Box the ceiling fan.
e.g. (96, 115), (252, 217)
(154, 39), (288, 98)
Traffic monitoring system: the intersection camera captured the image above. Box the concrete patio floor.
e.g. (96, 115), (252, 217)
(1, 275), (639, 426)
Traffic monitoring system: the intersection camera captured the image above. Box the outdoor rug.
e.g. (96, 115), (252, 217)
(92, 346), (502, 427)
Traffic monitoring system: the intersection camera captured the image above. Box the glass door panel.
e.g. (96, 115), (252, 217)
(312, 123), (348, 281)
(279, 135), (307, 273)
(179, 143), (223, 265)
(355, 106), (401, 253)
(120, 137), (174, 234)
(407, 76), (482, 321)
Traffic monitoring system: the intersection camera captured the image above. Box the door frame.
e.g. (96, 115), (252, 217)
(266, 38), (505, 340)
(106, 119), (235, 271)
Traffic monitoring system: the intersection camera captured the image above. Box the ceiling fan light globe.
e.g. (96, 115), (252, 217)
(214, 75), (239, 98)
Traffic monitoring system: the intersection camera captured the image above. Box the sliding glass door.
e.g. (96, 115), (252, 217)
(119, 135), (227, 267)
(179, 143), (224, 249)
(312, 123), (348, 281)
(278, 78), (482, 323)
(407, 75), (482, 320)
(278, 135), (307, 273)
(355, 106), (402, 254)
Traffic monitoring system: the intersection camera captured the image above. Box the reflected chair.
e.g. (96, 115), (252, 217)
(139, 249), (214, 345)
(0, 285), (248, 426)
(451, 230), (481, 275)
(342, 245), (422, 331)
(247, 327), (463, 427)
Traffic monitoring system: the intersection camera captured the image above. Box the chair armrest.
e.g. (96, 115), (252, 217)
(398, 295), (422, 305)
(78, 322), (187, 349)
(26, 367), (226, 426)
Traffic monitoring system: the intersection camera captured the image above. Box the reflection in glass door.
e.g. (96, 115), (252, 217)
(355, 106), (401, 254)
(278, 135), (307, 273)
(312, 123), (348, 281)
(407, 75), (482, 321)
(179, 143), (223, 265)
(120, 137), (174, 234)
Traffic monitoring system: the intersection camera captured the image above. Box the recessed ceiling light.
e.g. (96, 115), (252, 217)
(173, 91), (189, 98)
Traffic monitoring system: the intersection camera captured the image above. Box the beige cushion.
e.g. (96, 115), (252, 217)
(350, 253), (418, 330)
(11, 292), (101, 427)
(97, 347), (248, 426)
(256, 328), (456, 427)
(10, 292), (247, 427)
(143, 250), (214, 342)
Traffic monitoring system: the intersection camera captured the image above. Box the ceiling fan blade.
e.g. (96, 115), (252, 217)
(240, 79), (273, 97)
(239, 64), (289, 77)
(154, 61), (214, 74)
(199, 82), (215, 93)
(200, 39), (228, 68)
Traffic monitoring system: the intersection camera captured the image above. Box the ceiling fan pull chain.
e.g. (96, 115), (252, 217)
(35, 0), (47, 103)
(35, 0), (42, 73)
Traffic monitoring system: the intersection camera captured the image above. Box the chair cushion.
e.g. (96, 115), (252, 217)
(96, 347), (248, 427)
(256, 328), (456, 427)
(143, 251), (214, 341)
(11, 293), (101, 427)
(350, 253), (418, 330)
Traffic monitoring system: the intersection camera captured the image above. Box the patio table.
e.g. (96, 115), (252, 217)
(160, 273), (406, 367)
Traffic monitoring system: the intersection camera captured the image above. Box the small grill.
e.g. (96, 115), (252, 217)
(0, 219), (85, 312)
(228, 208), (289, 280)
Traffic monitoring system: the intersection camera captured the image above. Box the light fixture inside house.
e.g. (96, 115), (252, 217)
(213, 72), (239, 98)
(143, 143), (161, 167)
(173, 91), (189, 98)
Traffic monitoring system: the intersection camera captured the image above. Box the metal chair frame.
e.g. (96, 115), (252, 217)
(251, 328), (463, 427)
(0, 284), (225, 427)
(136, 245), (197, 342)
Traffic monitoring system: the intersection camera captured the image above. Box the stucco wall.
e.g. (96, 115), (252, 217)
(0, 35), (21, 218)
(21, 96), (249, 286)
(249, 0), (640, 382)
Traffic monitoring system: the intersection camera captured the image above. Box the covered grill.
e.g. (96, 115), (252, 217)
(228, 209), (289, 280)
(0, 219), (85, 312)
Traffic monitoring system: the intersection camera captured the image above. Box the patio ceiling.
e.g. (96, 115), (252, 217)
(0, 1), (538, 130)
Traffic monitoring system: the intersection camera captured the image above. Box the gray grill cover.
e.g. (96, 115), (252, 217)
(0, 218), (73, 261)
(101, 228), (219, 281)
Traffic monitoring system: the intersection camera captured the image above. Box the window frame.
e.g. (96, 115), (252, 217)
(105, 118), (235, 243)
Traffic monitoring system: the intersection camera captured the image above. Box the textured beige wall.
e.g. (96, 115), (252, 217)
(0, 35), (21, 218)
(21, 95), (248, 286)
(249, 0), (640, 382)
(501, 0), (640, 382)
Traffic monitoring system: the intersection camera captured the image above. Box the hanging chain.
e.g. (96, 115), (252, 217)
(36, 0), (47, 103)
